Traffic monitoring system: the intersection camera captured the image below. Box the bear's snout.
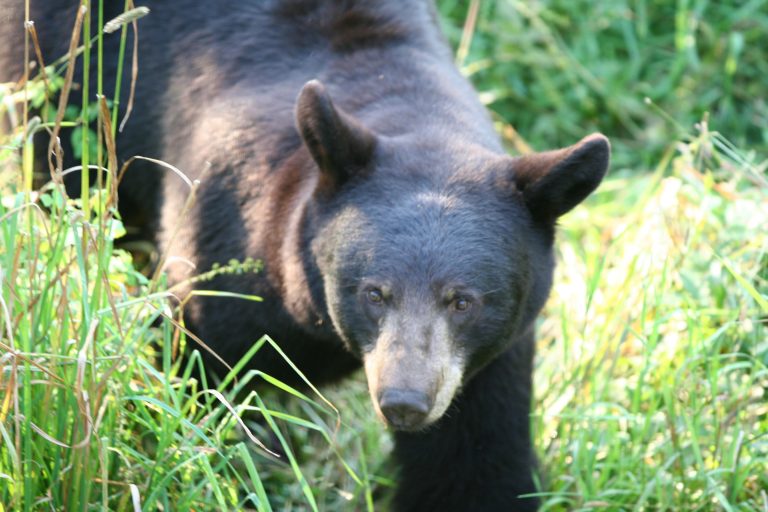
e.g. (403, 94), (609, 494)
(362, 312), (465, 430)
(378, 388), (432, 431)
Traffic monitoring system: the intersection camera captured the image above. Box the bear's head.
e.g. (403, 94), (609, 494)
(295, 80), (610, 431)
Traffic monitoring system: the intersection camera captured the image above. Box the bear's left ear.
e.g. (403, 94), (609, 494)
(512, 133), (610, 222)
(295, 79), (377, 196)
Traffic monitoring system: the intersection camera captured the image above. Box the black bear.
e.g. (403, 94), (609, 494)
(1, 1), (610, 510)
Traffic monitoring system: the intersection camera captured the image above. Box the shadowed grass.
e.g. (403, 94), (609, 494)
(439, 0), (768, 170)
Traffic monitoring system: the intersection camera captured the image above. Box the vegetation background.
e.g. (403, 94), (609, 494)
(0, 0), (766, 510)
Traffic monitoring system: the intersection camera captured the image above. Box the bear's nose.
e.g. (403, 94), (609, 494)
(378, 388), (430, 430)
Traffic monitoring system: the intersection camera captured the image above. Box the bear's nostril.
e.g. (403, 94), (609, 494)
(378, 388), (430, 430)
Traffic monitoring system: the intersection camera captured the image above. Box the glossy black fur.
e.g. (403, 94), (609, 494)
(1, 2), (610, 510)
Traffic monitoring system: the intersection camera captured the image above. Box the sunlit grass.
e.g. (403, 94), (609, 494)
(534, 125), (768, 510)
(0, 179), (378, 510)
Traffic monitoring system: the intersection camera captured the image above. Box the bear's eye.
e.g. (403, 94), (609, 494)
(452, 296), (471, 312)
(366, 288), (384, 305)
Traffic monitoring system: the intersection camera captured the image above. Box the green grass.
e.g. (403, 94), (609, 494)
(439, 0), (768, 170)
(0, 184), (378, 510)
(535, 128), (768, 510)
(1, 1), (767, 511)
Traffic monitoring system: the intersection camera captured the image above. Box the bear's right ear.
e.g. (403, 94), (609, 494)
(295, 79), (377, 196)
